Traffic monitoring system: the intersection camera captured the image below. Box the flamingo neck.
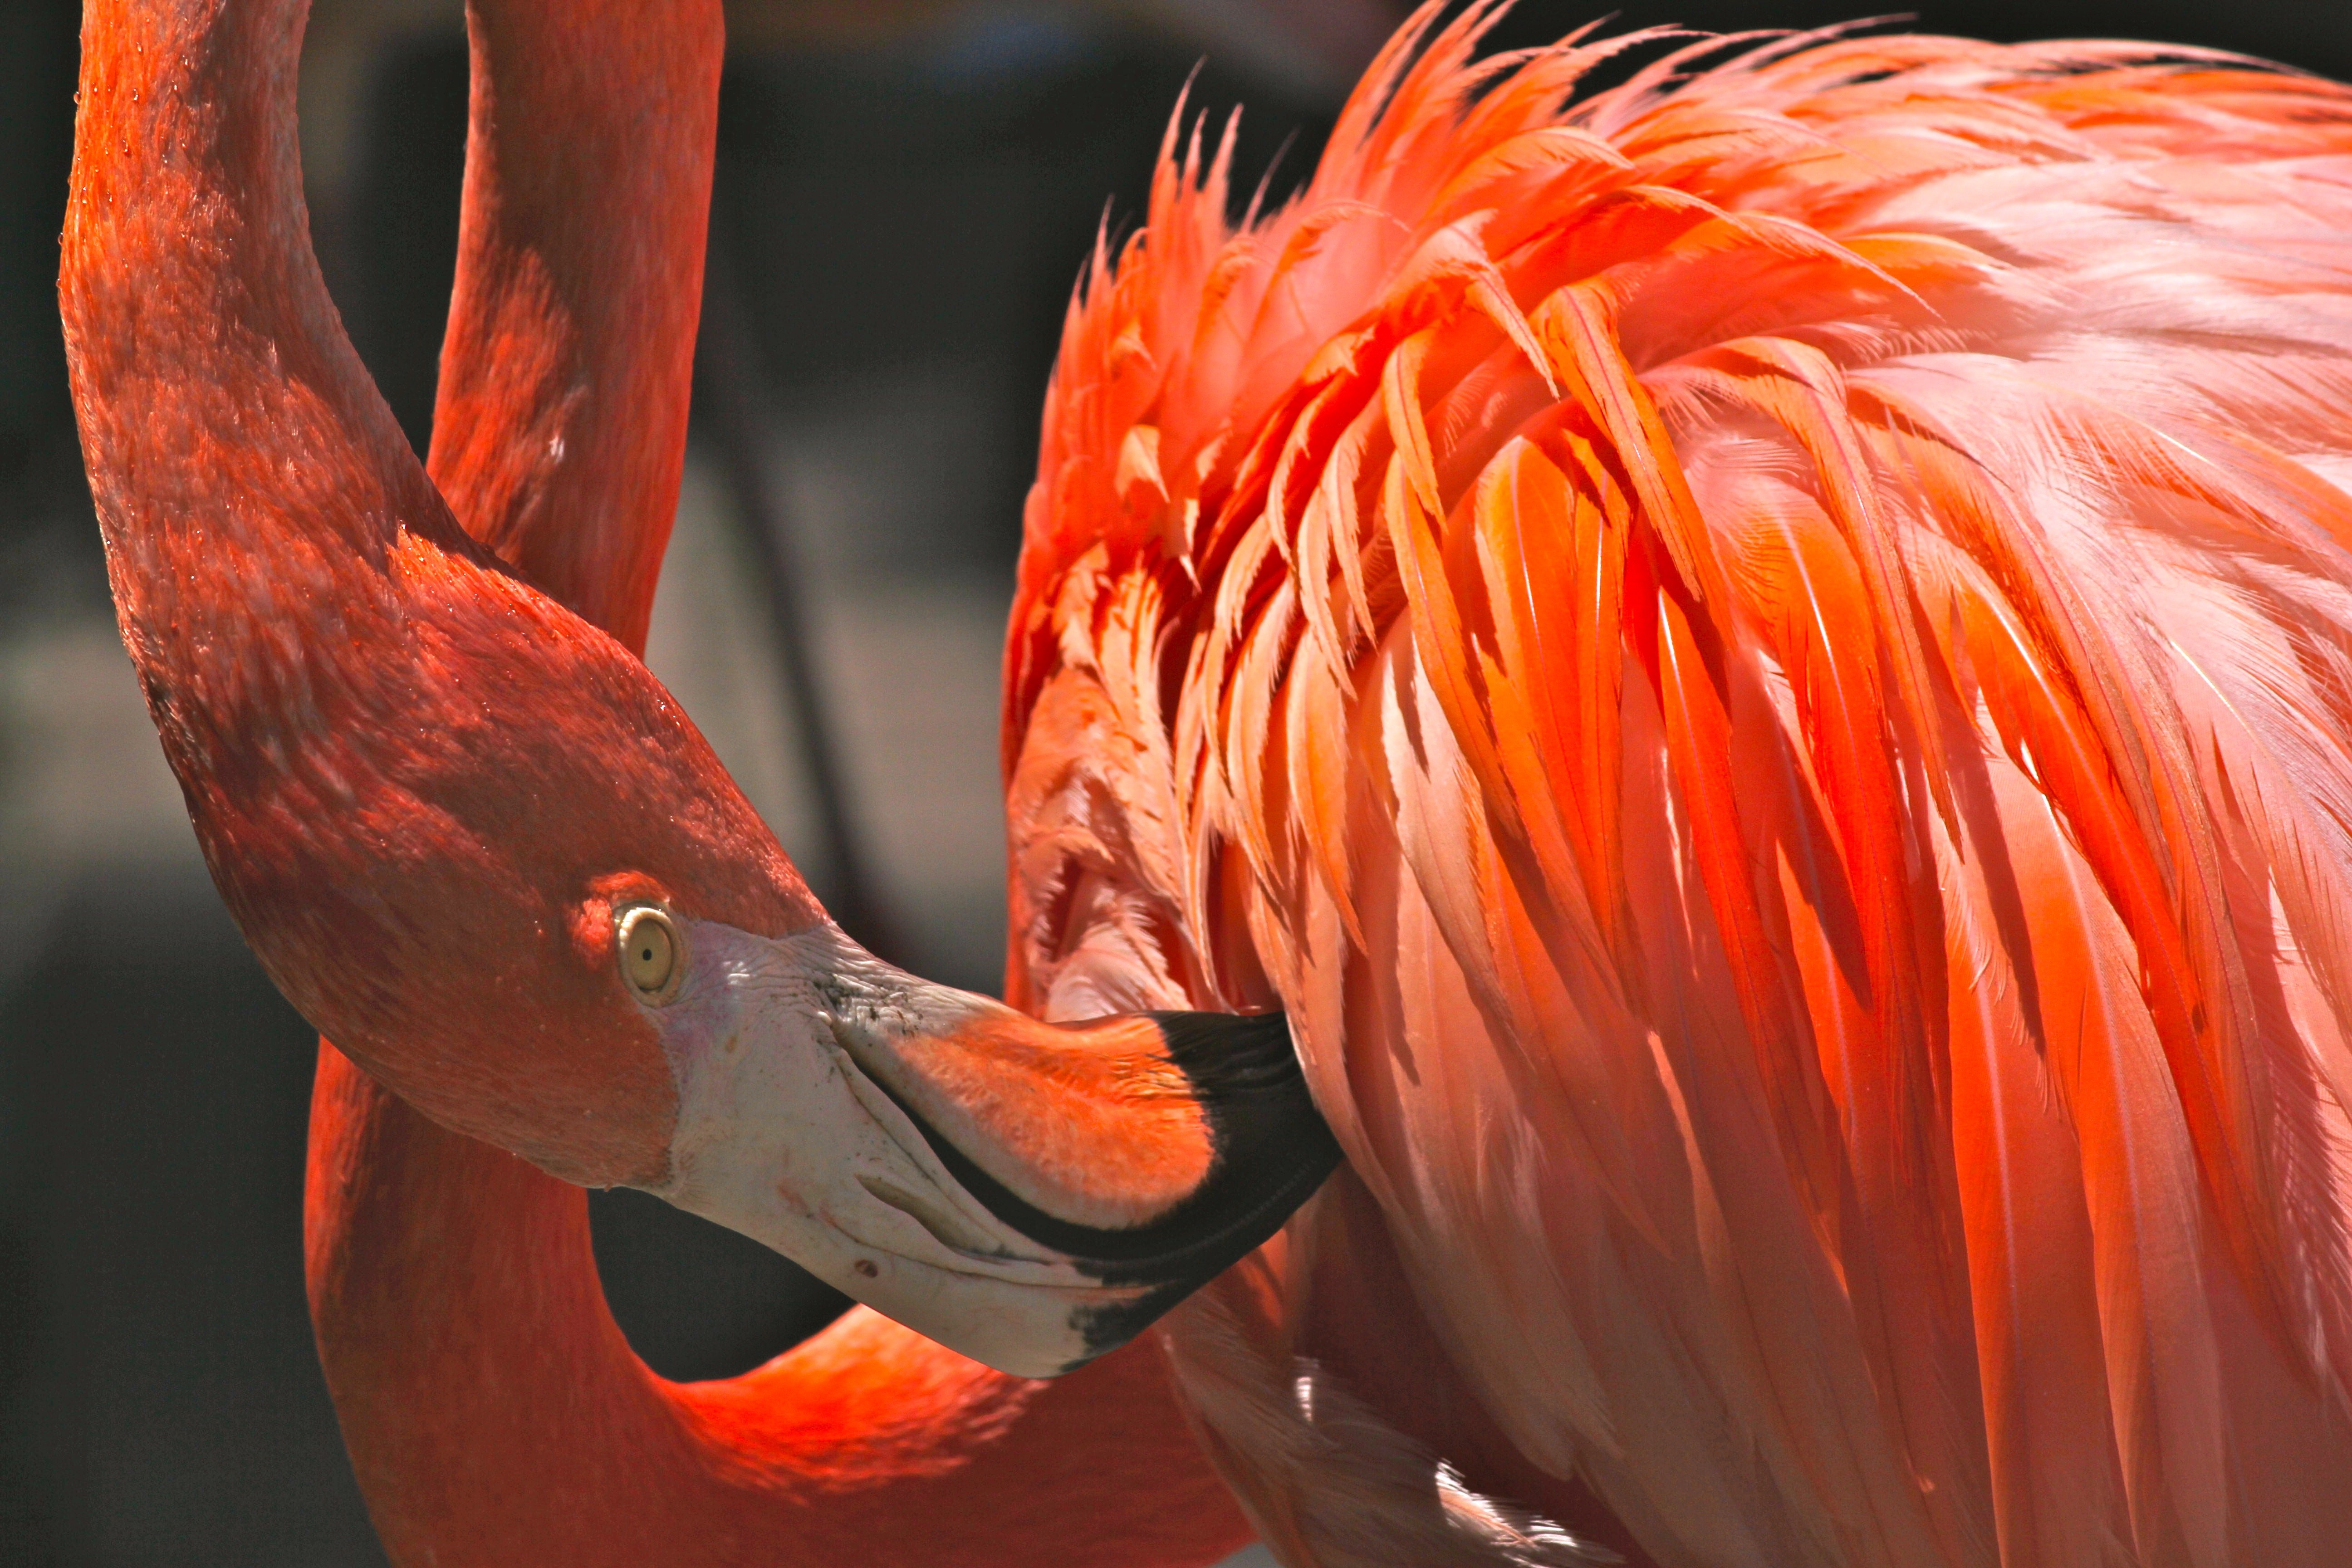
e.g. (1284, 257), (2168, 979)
(427, 0), (719, 650)
(61, 0), (506, 1013)
(307, 1044), (1255, 1565)
(64, 0), (476, 697)
(62, 0), (821, 1181)
(71, 1), (1254, 1555)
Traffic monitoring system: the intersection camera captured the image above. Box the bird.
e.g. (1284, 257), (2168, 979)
(62, 0), (1292, 1564)
(59, 0), (2352, 1566)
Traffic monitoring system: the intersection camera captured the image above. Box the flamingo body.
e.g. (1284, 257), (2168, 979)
(61, 0), (2352, 1563)
(1005, 10), (2352, 1564)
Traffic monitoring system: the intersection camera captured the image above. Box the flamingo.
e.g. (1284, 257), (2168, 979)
(59, 0), (2352, 1564)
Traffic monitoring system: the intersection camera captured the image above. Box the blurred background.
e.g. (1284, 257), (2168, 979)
(0, 0), (2346, 1562)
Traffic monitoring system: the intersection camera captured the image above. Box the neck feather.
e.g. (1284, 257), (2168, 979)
(70, 0), (1255, 1552)
(62, 0), (819, 1180)
(65, 0), (477, 652)
(294, 3), (1248, 1552)
(309, 1051), (1254, 1565)
(430, 0), (719, 650)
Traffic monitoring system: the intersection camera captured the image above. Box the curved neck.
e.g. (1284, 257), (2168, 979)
(284, 1), (1250, 1560)
(428, 0), (715, 650)
(68, 0), (1245, 1553)
(63, 0), (472, 771)
(64, 0), (436, 561)
(308, 1053), (1250, 1564)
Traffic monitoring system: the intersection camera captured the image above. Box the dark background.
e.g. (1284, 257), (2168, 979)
(1, 2), (2347, 1563)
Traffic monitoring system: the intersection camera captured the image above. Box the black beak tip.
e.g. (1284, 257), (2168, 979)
(867, 1007), (1342, 1370)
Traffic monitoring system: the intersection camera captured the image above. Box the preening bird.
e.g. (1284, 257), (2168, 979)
(59, 0), (2352, 1564)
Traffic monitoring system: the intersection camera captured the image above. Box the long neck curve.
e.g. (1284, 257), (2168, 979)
(308, 1055), (1251, 1565)
(63, 0), (471, 745)
(426, 0), (711, 649)
(116, 0), (1254, 1559)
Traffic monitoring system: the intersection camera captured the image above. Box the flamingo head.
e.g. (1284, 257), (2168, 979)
(172, 539), (1332, 1378)
(59, 0), (1333, 1380)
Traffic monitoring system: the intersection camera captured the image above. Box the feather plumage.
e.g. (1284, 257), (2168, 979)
(1004, 9), (2352, 1563)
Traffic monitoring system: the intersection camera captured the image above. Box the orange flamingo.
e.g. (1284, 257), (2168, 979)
(61, 0), (2352, 1564)
(63, 0), (1286, 1563)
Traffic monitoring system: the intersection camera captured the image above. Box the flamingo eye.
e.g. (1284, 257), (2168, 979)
(616, 905), (685, 1003)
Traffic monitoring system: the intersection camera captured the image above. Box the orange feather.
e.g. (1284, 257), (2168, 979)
(66, 0), (2352, 1559)
(1011, 6), (2352, 1562)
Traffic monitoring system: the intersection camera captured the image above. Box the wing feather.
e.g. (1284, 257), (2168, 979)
(1005, 10), (2352, 1562)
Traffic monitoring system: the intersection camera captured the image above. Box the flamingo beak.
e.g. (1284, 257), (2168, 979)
(631, 915), (1339, 1377)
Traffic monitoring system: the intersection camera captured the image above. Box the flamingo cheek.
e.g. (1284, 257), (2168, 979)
(632, 919), (1141, 1377)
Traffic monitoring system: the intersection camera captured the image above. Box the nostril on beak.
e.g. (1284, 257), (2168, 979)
(856, 1174), (1012, 1259)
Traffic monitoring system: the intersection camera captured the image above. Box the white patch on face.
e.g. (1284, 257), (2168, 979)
(636, 917), (1146, 1378)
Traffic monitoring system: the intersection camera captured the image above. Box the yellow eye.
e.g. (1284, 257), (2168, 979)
(616, 905), (684, 1003)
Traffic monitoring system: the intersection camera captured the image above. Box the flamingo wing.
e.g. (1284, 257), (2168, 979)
(1005, 8), (2352, 1563)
